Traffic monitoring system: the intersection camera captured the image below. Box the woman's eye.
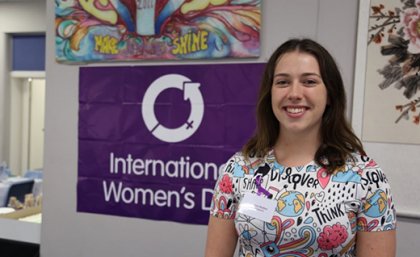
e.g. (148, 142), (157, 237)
(274, 80), (289, 87)
(303, 80), (317, 86)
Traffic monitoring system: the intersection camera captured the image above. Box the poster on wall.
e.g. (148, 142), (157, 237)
(78, 63), (265, 224)
(363, 0), (420, 144)
(55, 0), (261, 63)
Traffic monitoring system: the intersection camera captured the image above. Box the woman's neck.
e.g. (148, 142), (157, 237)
(273, 131), (321, 167)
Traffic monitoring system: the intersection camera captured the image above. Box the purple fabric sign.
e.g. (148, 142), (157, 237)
(78, 63), (265, 225)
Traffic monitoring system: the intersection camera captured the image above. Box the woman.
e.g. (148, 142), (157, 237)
(205, 38), (396, 257)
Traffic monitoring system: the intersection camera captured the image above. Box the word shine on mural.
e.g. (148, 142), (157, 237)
(55, 0), (261, 62)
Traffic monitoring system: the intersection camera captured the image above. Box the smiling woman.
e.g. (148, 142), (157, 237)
(205, 38), (397, 257)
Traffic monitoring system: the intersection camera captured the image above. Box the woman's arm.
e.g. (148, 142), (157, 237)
(204, 216), (238, 257)
(356, 230), (396, 257)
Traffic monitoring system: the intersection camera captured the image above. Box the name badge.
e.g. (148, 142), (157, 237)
(238, 192), (277, 222)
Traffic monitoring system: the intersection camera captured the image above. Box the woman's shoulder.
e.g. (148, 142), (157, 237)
(343, 152), (389, 182)
(222, 151), (269, 176)
(227, 151), (265, 164)
(347, 151), (381, 169)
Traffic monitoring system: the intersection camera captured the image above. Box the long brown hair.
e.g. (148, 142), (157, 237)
(242, 38), (365, 173)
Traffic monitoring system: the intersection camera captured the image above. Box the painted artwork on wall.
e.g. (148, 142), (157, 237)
(55, 0), (261, 63)
(363, 0), (420, 144)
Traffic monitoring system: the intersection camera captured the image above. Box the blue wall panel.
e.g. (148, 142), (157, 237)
(12, 35), (45, 71)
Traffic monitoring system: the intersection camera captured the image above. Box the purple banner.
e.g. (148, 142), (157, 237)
(78, 63), (265, 225)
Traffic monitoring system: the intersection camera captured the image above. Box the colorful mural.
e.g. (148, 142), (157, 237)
(55, 0), (261, 62)
(363, 0), (420, 144)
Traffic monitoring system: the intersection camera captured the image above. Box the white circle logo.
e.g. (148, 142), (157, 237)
(141, 74), (204, 143)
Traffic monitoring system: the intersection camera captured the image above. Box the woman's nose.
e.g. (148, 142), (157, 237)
(287, 83), (303, 100)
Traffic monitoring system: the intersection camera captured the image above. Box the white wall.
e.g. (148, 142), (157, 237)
(0, 0), (46, 168)
(38, 0), (420, 256)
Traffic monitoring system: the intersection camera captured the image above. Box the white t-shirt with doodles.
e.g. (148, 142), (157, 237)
(210, 150), (397, 257)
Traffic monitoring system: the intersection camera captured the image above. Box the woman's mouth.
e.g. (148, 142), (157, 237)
(285, 107), (306, 114)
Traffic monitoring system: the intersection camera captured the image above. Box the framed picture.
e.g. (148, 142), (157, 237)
(354, 0), (420, 145)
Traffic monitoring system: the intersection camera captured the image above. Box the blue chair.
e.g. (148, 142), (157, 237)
(6, 180), (34, 204)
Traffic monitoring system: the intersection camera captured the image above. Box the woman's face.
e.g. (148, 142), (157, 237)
(271, 51), (328, 137)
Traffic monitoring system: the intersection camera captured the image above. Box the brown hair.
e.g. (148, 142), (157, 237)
(242, 38), (365, 173)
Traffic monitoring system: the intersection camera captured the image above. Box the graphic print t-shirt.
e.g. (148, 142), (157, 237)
(209, 151), (397, 257)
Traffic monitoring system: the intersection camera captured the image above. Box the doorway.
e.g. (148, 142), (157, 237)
(9, 72), (45, 176)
